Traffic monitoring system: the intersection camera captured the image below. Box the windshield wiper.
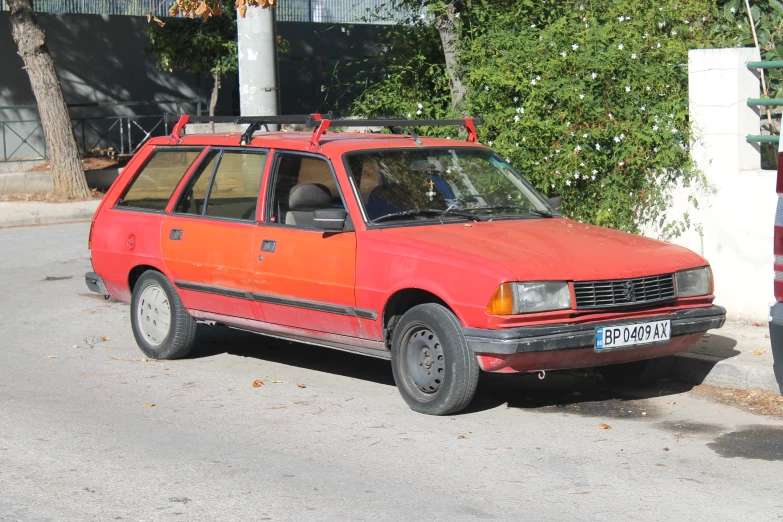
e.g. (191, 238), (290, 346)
(465, 205), (556, 218)
(372, 208), (481, 223)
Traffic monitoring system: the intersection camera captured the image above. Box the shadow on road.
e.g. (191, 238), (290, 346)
(187, 324), (694, 416)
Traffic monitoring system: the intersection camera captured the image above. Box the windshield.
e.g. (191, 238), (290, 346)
(345, 148), (556, 224)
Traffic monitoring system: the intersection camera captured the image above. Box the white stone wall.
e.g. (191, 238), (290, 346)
(656, 48), (775, 322)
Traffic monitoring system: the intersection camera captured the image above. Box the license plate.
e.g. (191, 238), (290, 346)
(595, 320), (671, 351)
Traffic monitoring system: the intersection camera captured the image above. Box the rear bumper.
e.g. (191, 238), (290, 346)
(463, 306), (726, 355)
(84, 272), (109, 295)
(769, 303), (783, 391)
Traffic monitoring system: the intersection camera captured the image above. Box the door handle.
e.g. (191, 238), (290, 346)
(169, 229), (183, 240)
(261, 240), (276, 252)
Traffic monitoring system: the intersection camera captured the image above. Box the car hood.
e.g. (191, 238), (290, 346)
(375, 218), (707, 281)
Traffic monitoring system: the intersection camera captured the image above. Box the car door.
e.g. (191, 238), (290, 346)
(251, 151), (361, 337)
(162, 148), (268, 320)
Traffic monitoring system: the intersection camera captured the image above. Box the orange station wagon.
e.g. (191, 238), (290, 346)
(85, 114), (726, 415)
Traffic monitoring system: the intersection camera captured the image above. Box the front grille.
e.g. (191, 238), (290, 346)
(573, 274), (676, 309)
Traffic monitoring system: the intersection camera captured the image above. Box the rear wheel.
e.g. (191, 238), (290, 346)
(390, 304), (479, 415)
(130, 270), (196, 360)
(600, 355), (674, 385)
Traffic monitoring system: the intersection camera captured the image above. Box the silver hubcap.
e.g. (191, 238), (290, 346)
(405, 327), (445, 394)
(137, 284), (171, 346)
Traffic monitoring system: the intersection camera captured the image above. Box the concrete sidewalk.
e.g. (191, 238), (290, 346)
(0, 200), (100, 228)
(673, 321), (781, 394)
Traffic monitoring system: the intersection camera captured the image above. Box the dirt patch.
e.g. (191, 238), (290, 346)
(43, 275), (73, 281)
(26, 156), (125, 172)
(657, 420), (724, 435)
(691, 384), (783, 418)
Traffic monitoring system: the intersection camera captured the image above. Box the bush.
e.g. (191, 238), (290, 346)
(350, 0), (736, 235)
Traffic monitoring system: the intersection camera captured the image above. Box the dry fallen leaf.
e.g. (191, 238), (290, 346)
(458, 434), (469, 439)
(753, 349), (766, 355)
(297, 383), (306, 388)
(270, 379), (283, 384)
(46, 355), (56, 359)
(72, 344), (78, 348)
(140, 357), (148, 362)
(655, 463), (666, 467)
(667, 401), (676, 405)
(101, 336), (111, 341)
(663, 447), (670, 451)
(599, 423), (612, 430)
(145, 403), (155, 408)
(252, 380), (264, 388)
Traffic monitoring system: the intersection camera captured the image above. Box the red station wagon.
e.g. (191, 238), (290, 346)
(85, 114), (726, 415)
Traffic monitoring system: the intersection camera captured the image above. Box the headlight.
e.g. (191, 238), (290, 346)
(486, 282), (572, 315)
(675, 267), (712, 297)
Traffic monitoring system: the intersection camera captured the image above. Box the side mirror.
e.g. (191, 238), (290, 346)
(548, 196), (562, 214)
(314, 208), (348, 231)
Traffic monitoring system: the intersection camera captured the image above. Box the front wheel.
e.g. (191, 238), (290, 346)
(130, 270), (197, 360)
(390, 304), (479, 415)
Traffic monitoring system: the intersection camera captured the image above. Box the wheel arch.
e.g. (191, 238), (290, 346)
(128, 263), (169, 292)
(381, 288), (459, 349)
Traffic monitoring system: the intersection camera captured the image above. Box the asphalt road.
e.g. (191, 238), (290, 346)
(1, 223), (782, 521)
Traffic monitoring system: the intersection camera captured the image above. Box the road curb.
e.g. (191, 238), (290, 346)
(671, 351), (782, 394)
(0, 200), (101, 228)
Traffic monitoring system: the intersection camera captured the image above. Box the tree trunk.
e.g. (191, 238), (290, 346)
(434, 2), (466, 112)
(7, 0), (89, 199)
(209, 71), (221, 117)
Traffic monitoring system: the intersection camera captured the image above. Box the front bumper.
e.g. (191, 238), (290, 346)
(85, 272), (109, 295)
(463, 306), (726, 355)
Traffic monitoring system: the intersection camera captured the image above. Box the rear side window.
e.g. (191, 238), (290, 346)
(174, 150), (267, 221)
(117, 149), (202, 211)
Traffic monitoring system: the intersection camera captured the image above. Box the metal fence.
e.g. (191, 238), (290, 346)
(0, 0), (405, 23)
(0, 99), (200, 162)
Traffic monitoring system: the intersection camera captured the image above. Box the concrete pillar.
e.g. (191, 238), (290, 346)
(689, 47), (761, 174)
(237, 7), (278, 121)
(668, 48), (776, 322)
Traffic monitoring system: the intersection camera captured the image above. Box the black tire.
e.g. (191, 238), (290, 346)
(130, 270), (197, 360)
(600, 355), (674, 385)
(390, 303), (479, 415)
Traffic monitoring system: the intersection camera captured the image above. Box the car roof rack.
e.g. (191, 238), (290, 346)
(165, 113), (484, 150)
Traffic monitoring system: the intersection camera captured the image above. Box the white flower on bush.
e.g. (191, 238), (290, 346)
(659, 21), (666, 28)
(646, 85), (651, 91)
(579, 94), (585, 99)
(653, 147), (658, 152)
(416, 109), (422, 115)
(551, 183), (555, 188)
(570, 132), (575, 137)
(618, 43), (624, 50)
(672, 128), (678, 134)
(575, 145), (581, 152)
(488, 140), (493, 146)
(513, 97), (518, 102)
(531, 24), (536, 28)
(619, 161), (625, 166)
(631, 53), (637, 59)
(485, 85), (490, 91)
(531, 79), (537, 85)
(514, 115), (520, 122)
(614, 136), (621, 143)
(417, 102), (423, 109)
(516, 107), (525, 113)
(560, 51), (567, 58)
(618, 16), (624, 22)
(625, 86), (631, 92)
(572, 43), (579, 50)
(671, 30), (677, 36)
(657, 42), (661, 48)
(641, 105), (646, 111)
(583, 133), (588, 138)
(574, 172), (581, 179)
(566, 179), (572, 186)
(730, 7), (736, 13)
(620, 133), (625, 140)
(608, 113), (614, 119)
(591, 72), (597, 79)
(595, 143), (601, 150)
(652, 125), (659, 131)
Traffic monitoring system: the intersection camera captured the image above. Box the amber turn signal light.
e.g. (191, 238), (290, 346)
(486, 283), (515, 315)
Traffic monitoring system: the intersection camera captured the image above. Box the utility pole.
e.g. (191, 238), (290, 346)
(237, 6), (278, 125)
